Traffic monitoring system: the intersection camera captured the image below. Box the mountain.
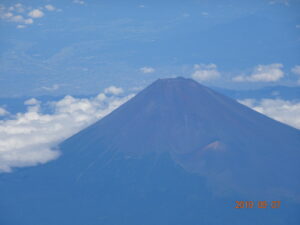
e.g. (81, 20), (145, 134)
(1, 77), (300, 225)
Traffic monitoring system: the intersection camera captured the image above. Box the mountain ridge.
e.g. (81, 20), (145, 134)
(1, 77), (300, 225)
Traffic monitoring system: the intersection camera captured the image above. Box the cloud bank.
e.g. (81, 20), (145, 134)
(239, 98), (300, 129)
(1, 87), (299, 173)
(233, 64), (284, 82)
(0, 90), (133, 173)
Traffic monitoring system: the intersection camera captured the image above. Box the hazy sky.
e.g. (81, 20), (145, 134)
(0, 0), (300, 97)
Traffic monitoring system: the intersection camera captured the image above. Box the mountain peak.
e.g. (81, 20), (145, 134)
(2, 78), (300, 225)
(150, 77), (202, 89)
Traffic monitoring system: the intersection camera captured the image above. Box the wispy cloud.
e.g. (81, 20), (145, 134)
(269, 0), (289, 6)
(0, 90), (133, 172)
(191, 64), (220, 81)
(291, 65), (300, 75)
(239, 98), (300, 129)
(41, 84), (60, 92)
(73, 0), (85, 5)
(140, 67), (155, 74)
(44, 5), (56, 12)
(0, 107), (8, 116)
(291, 65), (300, 84)
(233, 64), (284, 82)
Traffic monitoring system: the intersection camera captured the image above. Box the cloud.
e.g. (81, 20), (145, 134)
(291, 65), (300, 84)
(269, 0), (289, 5)
(233, 64), (284, 82)
(25, 98), (40, 105)
(0, 3), (58, 28)
(41, 84), (60, 92)
(291, 65), (300, 75)
(239, 98), (300, 129)
(0, 107), (8, 116)
(0, 90), (133, 173)
(17, 24), (26, 29)
(45, 5), (56, 11)
(0, 11), (33, 25)
(140, 67), (155, 74)
(28, 9), (44, 18)
(104, 86), (124, 95)
(191, 64), (220, 81)
(73, 0), (85, 5)
(8, 3), (25, 13)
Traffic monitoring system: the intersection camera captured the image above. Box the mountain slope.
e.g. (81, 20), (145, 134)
(0, 77), (300, 225)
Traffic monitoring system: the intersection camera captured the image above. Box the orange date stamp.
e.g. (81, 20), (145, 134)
(235, 201), (281, 209)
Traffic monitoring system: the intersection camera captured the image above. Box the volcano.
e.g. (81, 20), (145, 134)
(1, 77), (300, 225)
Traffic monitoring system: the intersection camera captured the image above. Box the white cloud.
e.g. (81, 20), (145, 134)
(1, 12), (13, 19)
(13, 3), (25, 13)
(10, 15), (24, 22)
(140, 67), (155, 74)
(291, 65), (300, 85)
(45, 4), (56, 11)
(0, 107), (8, 116)
(0, 3), (55, 27)
(104, 86), (124, 95)
(0, 90), (134, 173)
(24, 18), (33, 24)
(239, 98), (300, 129)
(28, 9), (44, 18)
(233, 64), (284, 82)
(41, 84), (60, 92)
(291, 65), (300, 75)
(25, 98), (40, 105)
(2, 13), (33, 25)
(17, 24), (26, 29)
(191, 63), (220, 81)
(73, 0), (85, 5)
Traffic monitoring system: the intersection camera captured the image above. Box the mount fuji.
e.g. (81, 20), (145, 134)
(1, 77), (300, 225)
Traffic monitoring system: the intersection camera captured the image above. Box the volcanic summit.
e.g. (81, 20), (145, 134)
(1, 77), (300, 225)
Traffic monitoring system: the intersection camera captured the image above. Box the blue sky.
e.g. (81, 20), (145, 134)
(0, 0), (300, 97)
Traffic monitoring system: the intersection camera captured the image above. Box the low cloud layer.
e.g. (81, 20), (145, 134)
(233, 64), (284, 82)
(0, 90), (133, 173)
(1, 89), (299, 173)
(239, 98), (300, 129)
